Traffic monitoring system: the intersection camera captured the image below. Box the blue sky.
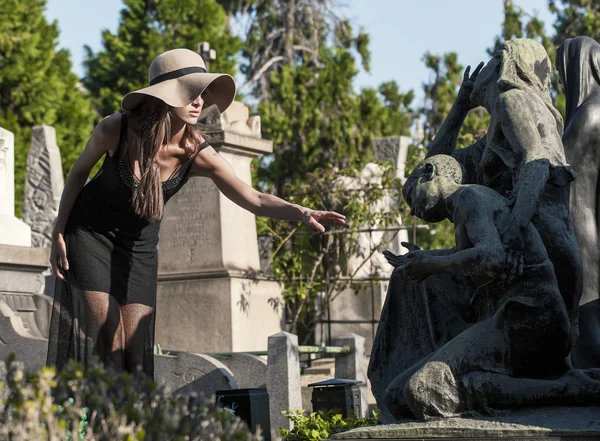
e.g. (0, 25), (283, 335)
(45, 0), (554, 104)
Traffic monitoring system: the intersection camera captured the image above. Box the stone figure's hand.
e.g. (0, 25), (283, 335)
(457, 62), (484, 111)
(383, 242), (421, 267)
(500, 221), (526, 280)
(396, 251), (432, 283)
(383, 250), (407, 268)
(302, 209), (348, 233)
(50, 231), (69, 281)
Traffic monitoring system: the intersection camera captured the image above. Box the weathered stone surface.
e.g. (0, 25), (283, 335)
(267, 332), (302, 431)
(154, 351), (237, 397)
(0, 127), (31, 247)
(334, 333), (368, 417)
(372, 136), (410, 181)
(156, 275), (283, 353)
(557, 36), (600, 368)
(0, 301), (47, 373)
(331, 407), (600, 440)
(214, 353), (267, 388)
(22, 126), (64, 248)
(0, 244), (53, 339)
(373, 39), (595, 422)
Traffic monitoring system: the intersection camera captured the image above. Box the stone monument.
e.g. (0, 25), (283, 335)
(0, 127), (31, 247)
(156, 101), (283, 353)
(363, 39), (600, 436)
(22, 125), (64, 248)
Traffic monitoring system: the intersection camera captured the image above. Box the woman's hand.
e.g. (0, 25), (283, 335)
(456, 62), (484, 111)
(301, 209), (348, 233)
(50, 231), (69, 281)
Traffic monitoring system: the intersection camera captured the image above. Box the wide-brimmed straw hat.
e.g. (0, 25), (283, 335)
(121, 48), (236, 112)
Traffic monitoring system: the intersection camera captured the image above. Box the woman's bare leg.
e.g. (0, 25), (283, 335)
(74, 288), (125, 370)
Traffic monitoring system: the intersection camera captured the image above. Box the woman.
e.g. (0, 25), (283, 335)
(424, 39), (582, 346)
(557, 36), (600, 368)
(46, 48), (346, 379)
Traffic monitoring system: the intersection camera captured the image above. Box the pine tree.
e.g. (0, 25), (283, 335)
(0, 0), (95, 216)
(83, 0), (241, 118)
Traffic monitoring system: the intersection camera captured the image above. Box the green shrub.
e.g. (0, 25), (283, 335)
(280, 410), (380, 441)
(0, 354), (263, 441)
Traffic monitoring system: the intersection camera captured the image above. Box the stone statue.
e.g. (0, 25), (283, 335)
(370, 38), (592, 421)
(384, 155), (600, 420)
(557, 36), (600, 368)
(420, 38), (582, 347)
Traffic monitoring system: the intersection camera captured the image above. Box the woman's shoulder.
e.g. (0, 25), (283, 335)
(94, 113), (124, 141)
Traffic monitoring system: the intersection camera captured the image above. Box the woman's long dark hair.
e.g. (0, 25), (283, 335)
(128, 96), (203, 222)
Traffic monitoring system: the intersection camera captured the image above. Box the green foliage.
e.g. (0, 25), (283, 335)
(0, 0), (95, 216)
(550, 0), (600, 43)
(83, 0), (241, 118)
(257, 161), (407, 338)
(279, 410), (380, 441)
(0, 355), (261, 441)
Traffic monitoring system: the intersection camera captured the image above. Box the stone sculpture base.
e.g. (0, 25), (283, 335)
(330, 407), (600, 440)
(156, 272), (283, 353)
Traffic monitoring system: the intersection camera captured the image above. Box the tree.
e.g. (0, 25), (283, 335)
(550, 0), (600, 43)
(83, 0), (241, 118)
(0, 0), (95, 217)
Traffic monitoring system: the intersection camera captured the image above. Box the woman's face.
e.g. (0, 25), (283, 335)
(171, 93), (205, 125)
(470, 56), (500, 107)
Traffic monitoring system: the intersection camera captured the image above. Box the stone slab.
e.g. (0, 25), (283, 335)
(330, 407), (600, 440)
(154, 351), (237, 397)
(213, 353), (268, 388)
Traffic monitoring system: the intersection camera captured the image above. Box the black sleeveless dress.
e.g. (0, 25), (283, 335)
(46, 112), (206, 379)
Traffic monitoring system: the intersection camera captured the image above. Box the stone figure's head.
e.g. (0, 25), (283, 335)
(557, 36), (600, 125)
(402, 155), (464, 223)
(471, 39), (553, 110)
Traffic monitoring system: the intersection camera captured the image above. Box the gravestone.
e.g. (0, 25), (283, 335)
(0, 127), (31, 247)
(154, 351), (237, 396)
(156, 101), (283, 354)
(267, 332), (302, 431)
(334, 333), (368, 417)
(214, 353), (268, 388)
(22, 126), (64, 248)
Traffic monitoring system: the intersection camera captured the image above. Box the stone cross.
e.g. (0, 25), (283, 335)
(197, 41), (216, 73)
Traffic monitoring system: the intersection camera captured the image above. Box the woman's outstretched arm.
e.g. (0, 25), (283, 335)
(190, 145), (347, 232)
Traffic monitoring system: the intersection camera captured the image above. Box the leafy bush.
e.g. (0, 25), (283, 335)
(280, 410), (380, 441)
(0, 355), (263, 441)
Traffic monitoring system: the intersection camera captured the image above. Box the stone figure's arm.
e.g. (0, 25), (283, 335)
(417, 191), (506, 278)
(426, 63), (484, 158)
(497, 92), (550, 234)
